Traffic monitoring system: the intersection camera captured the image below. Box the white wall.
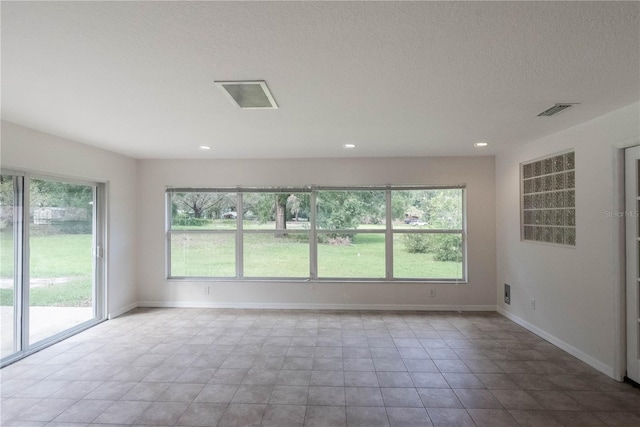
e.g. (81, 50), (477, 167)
(137, 156), (496, 310)
(496, 102), (640, 379)
(0, 121), (138, 318)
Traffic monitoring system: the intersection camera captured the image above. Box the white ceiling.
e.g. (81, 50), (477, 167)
(2, 1), (639, 159)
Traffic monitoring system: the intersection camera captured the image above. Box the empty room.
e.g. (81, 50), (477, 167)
(1, 1), (640, 426)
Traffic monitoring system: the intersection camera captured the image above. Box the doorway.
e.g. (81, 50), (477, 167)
(625, 145), (640, 383)
(0, 172), (105, 366)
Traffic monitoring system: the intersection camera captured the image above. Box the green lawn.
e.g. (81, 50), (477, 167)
(1, 231), (93, 306)
(171, 232), (462, 279)
(1, 226), (463, 307)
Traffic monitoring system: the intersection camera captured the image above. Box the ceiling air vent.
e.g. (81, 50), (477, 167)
(214, 80), (278, 109)
(537, 103), (578, 117)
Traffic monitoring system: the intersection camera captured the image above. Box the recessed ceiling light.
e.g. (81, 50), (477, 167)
(199, 145), (212, 150)
(474, 142), (488, 148)
(343, 144), (356, 149)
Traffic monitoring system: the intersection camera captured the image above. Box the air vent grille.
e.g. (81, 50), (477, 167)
(215, 80), (278, 109)
(537, 103), (578, 117)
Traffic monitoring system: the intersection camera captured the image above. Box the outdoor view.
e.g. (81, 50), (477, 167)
(1, 176), (95, 358)
(0, 175), (16, 358)
(169, 188), (464, 280)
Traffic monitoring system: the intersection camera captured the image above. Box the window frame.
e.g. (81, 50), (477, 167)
(166, 185), (467, 283)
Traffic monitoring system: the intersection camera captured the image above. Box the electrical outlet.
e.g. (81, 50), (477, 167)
(504, 284), (511, 305)
(530, 298), (536, 310)
(429, 288), (436, 297)
(204, 285), (210, 295)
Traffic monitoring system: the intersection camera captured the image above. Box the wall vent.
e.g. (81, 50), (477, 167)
(537, 103), (578, 117)
(214, 80), (278, 109)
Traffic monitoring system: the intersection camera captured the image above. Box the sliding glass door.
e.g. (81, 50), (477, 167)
(0, 175), (20, 359)
(0, 172), (104, 365)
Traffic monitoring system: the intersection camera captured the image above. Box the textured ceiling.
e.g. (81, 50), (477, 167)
(1, 1), (639, 159)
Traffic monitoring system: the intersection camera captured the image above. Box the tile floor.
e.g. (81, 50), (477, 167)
(1, 308), (640, 426)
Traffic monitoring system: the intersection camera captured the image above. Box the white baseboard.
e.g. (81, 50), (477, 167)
(108, 302), (139, 319)
(496, 307), (615, 379)
(138, 301), (496, 312)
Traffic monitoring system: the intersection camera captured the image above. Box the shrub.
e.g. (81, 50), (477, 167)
(430, 234), (463, 262)
(402, 233), (462, 262)
(173, 215), (211, 227)
(403, 234), (430, 253)
(326, 236), (352, 246)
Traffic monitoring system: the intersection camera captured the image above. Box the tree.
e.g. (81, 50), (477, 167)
(316, 191), (366, 237)
(172, 192), (234, 219)
(424, 190), (462, 229)
(400, 189), (463, 261)
(0, 176), (14, 207)
(243, 192), (311, 233)
(30, 179), (93, 209)
(274, 194), (288, 235)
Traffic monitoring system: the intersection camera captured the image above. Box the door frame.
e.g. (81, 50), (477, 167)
(612, 139), (640, 382)
(624, 145), (640, 383)
(0, 169), (107, 367)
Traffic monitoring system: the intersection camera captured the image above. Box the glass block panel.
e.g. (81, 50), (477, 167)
(534, 193), (544, 209)
(553, 209), (564, 226)
(524, 210), (533, 225)
(565, 227), (576, 245)
(553, 173), (565, 191)
(524, 226), (534, 240)
(533, 226), (542, 241)
(533, 177), (543, 193)
(553, 227), (564, 244)
(534, 161), (542, 177)
(565, 152), (575, 170)
(553, 155), (564, 173)
(566, 171), (575, 189)
(534, 210), (543, 225)
(566, 209), (575, 227)
(522, 151), (575, 246)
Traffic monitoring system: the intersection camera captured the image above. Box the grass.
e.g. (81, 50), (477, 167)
(1, 230), (93, 306)
(1, 225), (463, 306)
(0, 279), (92, 307)
(171, 232), (463, 279)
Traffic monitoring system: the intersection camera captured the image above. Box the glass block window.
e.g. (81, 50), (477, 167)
(522, 151), (575, 246)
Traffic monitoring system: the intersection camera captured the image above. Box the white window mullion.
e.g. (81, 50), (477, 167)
(21, 176), (31, 351)
(310, 190), (317, 280)
(237, 192), (244, 279)
(385, 188), (393, 280)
